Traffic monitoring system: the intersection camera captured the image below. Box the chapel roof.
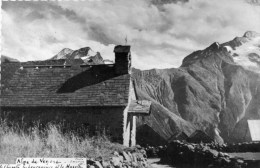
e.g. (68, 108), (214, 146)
(1, 61), (130, 107)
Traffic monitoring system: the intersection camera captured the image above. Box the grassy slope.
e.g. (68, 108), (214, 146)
(0, 121), (126, 164)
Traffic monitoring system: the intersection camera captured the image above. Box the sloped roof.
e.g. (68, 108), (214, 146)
(128, 100), (151, 114)
(1, 61), (130, 107)
(21, 59), (70, 66)
(248, 120), (260, 141)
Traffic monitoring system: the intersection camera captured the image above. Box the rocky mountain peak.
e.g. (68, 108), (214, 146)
(78, 47), (91, 53)
(52, 48), (74, 60)
(207, 42), (220, 51)
(49, 46), (108, 65)
(222, 31), (260, 73)
(132, 31), (260, 145)
(243, 31), (260, 39)
(182, 31), (260, 73)
(60, 48), (73, 53)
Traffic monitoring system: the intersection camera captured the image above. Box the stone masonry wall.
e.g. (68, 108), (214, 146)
(87, 145), (148, 168)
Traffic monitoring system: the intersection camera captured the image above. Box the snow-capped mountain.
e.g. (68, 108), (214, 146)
(222, 31), (260, 73)
(51, 48), (74, 60)
(132, 31), (260, 145)
(50, 47), (107, 65)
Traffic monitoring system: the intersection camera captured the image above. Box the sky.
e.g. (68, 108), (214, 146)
(1, 0), (260, 70)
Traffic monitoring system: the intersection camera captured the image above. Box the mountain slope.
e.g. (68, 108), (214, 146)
(51, 48), (74, 60)
(1, 55), (20, 63)
(133, 31), (260, 144)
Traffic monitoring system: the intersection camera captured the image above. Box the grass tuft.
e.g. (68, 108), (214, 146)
(0, 120), (125, 163)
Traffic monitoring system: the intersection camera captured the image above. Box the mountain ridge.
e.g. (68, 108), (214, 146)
(50, 47), (106, 65)
(132, 31), (260, 144)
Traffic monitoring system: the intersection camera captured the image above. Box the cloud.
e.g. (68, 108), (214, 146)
(2, 1), (109, 61)
(151, 0), (189, 5)
(247, 0), (260, 5)
(2, 0), (260, 70)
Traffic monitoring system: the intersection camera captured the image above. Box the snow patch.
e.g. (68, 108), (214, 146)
(229, 36), (260, 73)
(216, 42), (220, 48)
(81, 56), (90, 60)
(56, 48), (73, 59)
(81, 49), (97, 60)
(104, 60), (114, 64)
(88, 49), (97, 57)
(56, 54), (65, 59)
(223, 46), (233, 53)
